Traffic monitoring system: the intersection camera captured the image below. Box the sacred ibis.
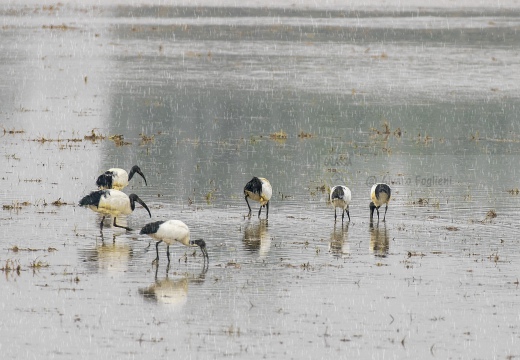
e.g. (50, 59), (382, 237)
(96, 165), (147, 190)
(140, 220), (209, 265)
(244, 177), (272, 219)
(79, 189), (151, 231)
(330, 185), (351, 222)
(369, 183), (391, 222)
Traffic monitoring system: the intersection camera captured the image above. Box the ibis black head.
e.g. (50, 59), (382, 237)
(190, 239), (209, 261)
(129, 165), (147, 186)
(369, 201), (377, 220)
(128, 194), (151, 217)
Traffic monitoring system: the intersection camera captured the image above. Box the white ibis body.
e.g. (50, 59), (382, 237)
(330, 185), (351, 222)
(370, 183), (391, 222)
(140, 220), (209, 265)
(96, 165), (147, 190)
(244, 177), (272, 219)
(79, 189), (151, 231)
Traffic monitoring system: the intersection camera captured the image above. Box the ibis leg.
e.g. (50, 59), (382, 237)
(383, 204), (388, 222)
(341, 209), (344, 222)
(334, 208), (337, 222)
(166, 245), (171, 264)
(258, 205), (262, 218)
(100, 216), (106, 230)
(346, 207), (350, 222)
(113, 217), (132, 231)
(266, 201), (269, 219)
(153, 240), (162, 264)
(245, 195), (252, 217)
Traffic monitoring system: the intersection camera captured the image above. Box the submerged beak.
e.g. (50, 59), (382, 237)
(192, 239), (209, 261)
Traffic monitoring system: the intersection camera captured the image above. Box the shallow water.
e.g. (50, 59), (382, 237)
(1, 2), (520, 359)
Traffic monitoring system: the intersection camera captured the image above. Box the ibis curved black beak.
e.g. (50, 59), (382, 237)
(130, 194), (151, 218)
(129, 165), (148, 186)
(191, 239), (209, 261)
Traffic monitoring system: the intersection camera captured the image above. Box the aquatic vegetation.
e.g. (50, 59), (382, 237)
(83, 129), (105, 142)
(29, 257), (49, 269)
(0, 259), (21, 273)
(269, 129), (287, 140)
(298, 131), (313, 139)
(1, 126), (25, 135)
(109, 134), (131, 146)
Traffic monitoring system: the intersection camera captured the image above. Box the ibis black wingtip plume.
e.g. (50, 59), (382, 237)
(140, 220), (165, 235)
(244, 177), (263, 196)
(96, 172), (113, 189)
(79, 190), (107, 207)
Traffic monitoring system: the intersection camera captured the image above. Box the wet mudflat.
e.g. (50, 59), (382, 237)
(1, 1), (520, 359)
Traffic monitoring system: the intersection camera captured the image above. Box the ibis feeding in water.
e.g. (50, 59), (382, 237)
(370, 183), (391, 222)
(79, 189), (151, 231)
(96, 165), (147, 190)
(330, 185), (351, 222)
(244, 177), (272, 219)
(140, 220), (209, 265)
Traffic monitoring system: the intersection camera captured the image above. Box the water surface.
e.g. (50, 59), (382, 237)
(1, 2), (520, 359)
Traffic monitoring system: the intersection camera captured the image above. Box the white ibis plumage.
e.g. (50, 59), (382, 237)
(96, 165), (147, 190)
(370, 183), (391, 222)
(330, 185), (351, 222)
(140, 220), (209, 265)
(79, 189), (151, 231)
(244, 177), (272, 219)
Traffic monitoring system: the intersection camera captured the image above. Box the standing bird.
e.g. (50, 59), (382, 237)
(79, 189), (151, 231)
(370, 183), (391, 222)
(330, 185), (352, 222)
(140, 220), (209, 265)
(96, 165), (147, 190)
(244, 177), (272, 219)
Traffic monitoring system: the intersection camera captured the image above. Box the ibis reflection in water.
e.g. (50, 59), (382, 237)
(242, 219), (270, 260)
(329, 223), (349, 256)
(370, 183), (391, 222)
(140, 220), (209, 266)
(244, 177), (272, 219)
(96, 165), (147, 190)
(139, 266), (207, 310)
(78, 190), (151, 232)
(369, 222), (389, 257)
(78, 237), (133, 276)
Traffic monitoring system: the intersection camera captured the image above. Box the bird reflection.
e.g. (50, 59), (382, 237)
(138, 266), (207, 310)
(369, 222), (389, 257)
(329, 223), (349, 257)
(78, 234), (133, 276)
(242, 219), (270, 259)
